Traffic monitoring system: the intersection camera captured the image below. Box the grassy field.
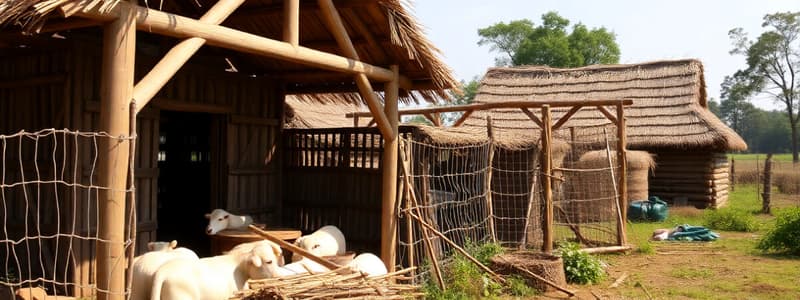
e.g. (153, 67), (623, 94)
(728, 153), (795, 162)
(536, 184), (800, 299)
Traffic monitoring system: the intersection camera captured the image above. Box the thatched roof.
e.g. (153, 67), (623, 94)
(461, 59), (747, 151)
(284, 96), (371, 128)
(0, 0), (457, 104)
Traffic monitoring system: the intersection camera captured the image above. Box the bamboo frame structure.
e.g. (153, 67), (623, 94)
(616, 103), (628, 245)
(380, 65), (400, 271)
(95, 3), (135, 300)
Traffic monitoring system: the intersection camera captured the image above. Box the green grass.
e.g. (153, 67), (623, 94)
(728, 153), (794, 162)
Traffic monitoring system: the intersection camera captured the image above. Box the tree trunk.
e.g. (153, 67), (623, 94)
(762, 154), (773, 214)
(791, 118), (799, 164)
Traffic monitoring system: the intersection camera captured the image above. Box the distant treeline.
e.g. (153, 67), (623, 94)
(709, 101), (791, 154)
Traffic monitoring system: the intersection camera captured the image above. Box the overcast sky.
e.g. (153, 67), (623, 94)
(412, 0), (800, 110)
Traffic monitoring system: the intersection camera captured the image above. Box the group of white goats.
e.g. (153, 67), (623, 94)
(131, 209), (387, 300)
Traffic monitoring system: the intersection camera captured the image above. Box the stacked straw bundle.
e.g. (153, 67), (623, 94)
(232, 267), (421, 300)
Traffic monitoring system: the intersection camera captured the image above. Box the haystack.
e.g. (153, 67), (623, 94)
(562, 150), (655, 223)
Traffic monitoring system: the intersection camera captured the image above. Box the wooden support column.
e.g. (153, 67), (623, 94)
(485, 116), (497, 243)
(541, 105), (554, 253)
(616, 103), (627, 246)
(96, 4), (135, 300)
(132, 0), (245, 112)
(380, 65), (400, 271)
(283, 0), (299, 46)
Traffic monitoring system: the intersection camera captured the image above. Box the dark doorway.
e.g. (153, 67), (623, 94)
(157, 111), (215, 257)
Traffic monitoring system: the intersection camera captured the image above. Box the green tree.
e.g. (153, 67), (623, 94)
(729, 12), (800, 162)
(708, 98), (721, 116)
(478, 12), (620, 67)
(441, 78), (481, 125)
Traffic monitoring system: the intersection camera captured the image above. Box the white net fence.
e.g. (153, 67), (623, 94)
(0, 129), (136, 298)
(397, 123), (626, 282)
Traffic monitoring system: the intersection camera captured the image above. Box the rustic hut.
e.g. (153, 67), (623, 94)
(461, 59), (747, 208)
(0, 0), (456, 297)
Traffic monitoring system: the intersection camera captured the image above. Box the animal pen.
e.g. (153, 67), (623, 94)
(0, 0), (460, 298)
(347, 99), (633, 281)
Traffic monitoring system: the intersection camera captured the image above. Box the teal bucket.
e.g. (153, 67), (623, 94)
(627, 196), (669, 222)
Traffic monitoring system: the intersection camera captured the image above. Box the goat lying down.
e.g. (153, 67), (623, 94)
(130, 240), (199, 300)
(150, 240), (283, 300)
(291, 225), (346, 262)
(205, 209), (253, 235)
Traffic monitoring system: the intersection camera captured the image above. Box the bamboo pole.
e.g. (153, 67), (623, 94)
(283, 0), (299, 46)
(485, 116), (497, 243)
(380, 65), (400, 272)
(132, 0), (245, 113)
(248, 225), (347, 272)
(616, 103), (627, 245)
(399, 139), (445, 290)
(604, 129), (625, 248)
(62, 1), (397, 82)
(541, 105), (554, 253)
(317, 0), (393, 139)
(345, 99), (635, 118)
(96, 4), (135, 300)
(402, 143), (416, 280)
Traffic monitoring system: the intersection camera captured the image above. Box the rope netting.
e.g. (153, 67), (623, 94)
(397, 122), (625, 282)
(0, 128), (136, 298)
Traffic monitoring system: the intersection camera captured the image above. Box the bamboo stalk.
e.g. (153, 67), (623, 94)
(379, 65), (400, 272)
(283, 0), (299, 46)
(485, 116), (497, 243)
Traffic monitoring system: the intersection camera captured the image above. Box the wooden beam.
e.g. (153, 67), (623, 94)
(596, 105), (617, 123)
(345, 100), (634, 117)
(452, 110), (473, 127)
(61, 0), (397, 82)
(317, 0), (394, 139)
(283, 0), (299, 46)
(380, 65), (400, 272)
(552, 105), (582, 131)
(520, 107), (544, 128)
(133, 0), (245, 113)
(95, 4), (135, 300)
(341, 7), (388, 64)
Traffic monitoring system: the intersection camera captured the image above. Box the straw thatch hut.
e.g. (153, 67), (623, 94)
(462, 59), (746, 208)
(0, 0), (456, 297)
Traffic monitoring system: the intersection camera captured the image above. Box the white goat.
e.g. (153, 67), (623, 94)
(150, 240), (283, 300)
(291, 225), (346, 262)
(130, 241), (199, 300)
(347, 253), (387, 277)
(205, 209), (253, 235)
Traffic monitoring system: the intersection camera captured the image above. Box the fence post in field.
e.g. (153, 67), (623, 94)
(762, 154), (773, 214)
(730, 157), (735, 192)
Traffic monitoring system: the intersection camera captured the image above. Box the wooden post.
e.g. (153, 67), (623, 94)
(96, 4), (135, 300)
(616, 103), (628, 246)
(283, 0), (299, 46)
(730, 158), (736, 192)
(762, 153), (773, 214)
(485, 116), (497, 243)
(541, 105), (554, 253)
(402, 143), (416, 280)
(380, 65), (400, 271)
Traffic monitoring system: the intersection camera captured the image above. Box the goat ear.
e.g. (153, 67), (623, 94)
(271, 244), (282, 257)
(294, 237), (303, 246)
(250, 255), (262, 268)
(169, 240), (178, 249)
(204, 213), (211, 219)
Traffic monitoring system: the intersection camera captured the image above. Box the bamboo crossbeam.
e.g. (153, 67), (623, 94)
(345, 99), (634, 118)
(132, 0), (245, 113)
(552, 105), (582, 131)
(60, 0), (397, 82)
(452, 110), (473, 127)
(520, 108), (544, 128)
(596, 105), (617, 123)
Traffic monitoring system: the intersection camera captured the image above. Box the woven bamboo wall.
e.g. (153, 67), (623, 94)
(649, 152), (729, 208)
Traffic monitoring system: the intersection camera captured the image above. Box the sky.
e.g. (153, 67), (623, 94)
(412, 0), (800, 110)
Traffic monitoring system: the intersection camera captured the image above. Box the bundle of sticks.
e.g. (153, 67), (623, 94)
(231, 267), (421, 300)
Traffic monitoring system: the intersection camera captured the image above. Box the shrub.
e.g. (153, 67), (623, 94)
(557, 242), (605, 284)
(758, 207), (800, 255)
(423, 242), (507, 299)
(704, 208), (758, 232)
(506, 275), (538, 296)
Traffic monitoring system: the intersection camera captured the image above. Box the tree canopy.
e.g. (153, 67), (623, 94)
(478, 12), (620, 68)
(728, 11), (799, 162)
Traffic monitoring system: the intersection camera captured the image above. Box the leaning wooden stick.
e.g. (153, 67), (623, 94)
(248, 225), (348, 272)
(496, 256), (575, 296)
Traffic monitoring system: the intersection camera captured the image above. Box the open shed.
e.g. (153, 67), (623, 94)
(461, 59), (747, 208)
(0, 0), (456, 298)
